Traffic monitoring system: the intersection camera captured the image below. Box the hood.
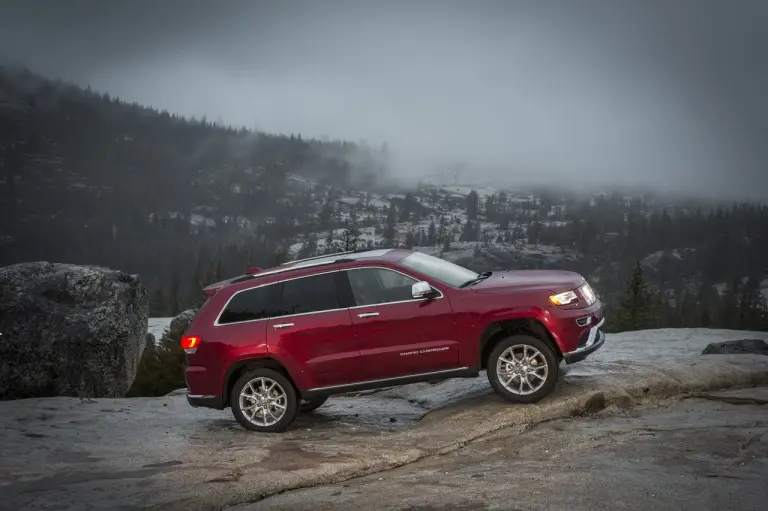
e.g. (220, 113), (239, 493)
(470, 270), (584, 295)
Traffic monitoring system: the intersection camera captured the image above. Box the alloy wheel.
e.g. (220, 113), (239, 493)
(238, 376), (288, 427)
(495, 344), (549, 395)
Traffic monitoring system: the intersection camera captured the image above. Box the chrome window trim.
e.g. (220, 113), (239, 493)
(213, 265), (446, 327)
(213, 268), (344, 327)
(344, 266), (445, 310)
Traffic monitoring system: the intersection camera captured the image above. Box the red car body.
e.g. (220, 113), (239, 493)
(183, 248), (605, 414)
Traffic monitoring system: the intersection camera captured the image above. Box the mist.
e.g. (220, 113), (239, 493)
(1, 0), (766, 200)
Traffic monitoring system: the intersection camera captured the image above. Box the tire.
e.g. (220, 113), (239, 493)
(299, 395), (328, 413)
(486, 334), (559, 404)
(230, 367), (298, 433)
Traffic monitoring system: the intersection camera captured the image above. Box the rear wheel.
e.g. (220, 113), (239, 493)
(299, 396), (328, 413)
(486, 335), (559, 404)
(231, 367), (298, 432)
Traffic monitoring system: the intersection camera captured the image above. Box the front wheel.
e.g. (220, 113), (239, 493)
(486, 335), (559, 404)
(231, 367), (298, 432)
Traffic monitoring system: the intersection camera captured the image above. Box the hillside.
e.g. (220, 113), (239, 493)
(0, 65), (391, 295)
(2, 65), (768, 334)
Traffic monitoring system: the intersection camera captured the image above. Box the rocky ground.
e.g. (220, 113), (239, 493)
(251, 386), (768, 511)
(0, 329), (766, 511)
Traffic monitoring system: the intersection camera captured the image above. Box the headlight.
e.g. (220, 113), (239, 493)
(549, 290), (578, 306)
(580, 282), (597, 305)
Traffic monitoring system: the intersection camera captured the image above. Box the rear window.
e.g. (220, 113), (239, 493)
(279, 272), (340, 316)
(217, 284), (281, 325)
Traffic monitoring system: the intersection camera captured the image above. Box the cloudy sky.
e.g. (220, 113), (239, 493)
(0, 0), (766, 199)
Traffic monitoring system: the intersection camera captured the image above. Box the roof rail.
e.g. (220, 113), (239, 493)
(234, 247), (387, 281)
(280, 246), (379, 266)
(242, 257), (349, 280)
(279, 250), (354, 266)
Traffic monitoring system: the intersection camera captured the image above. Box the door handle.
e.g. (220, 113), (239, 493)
(273, 323), (294, 329)
(357, 312), (379, 318)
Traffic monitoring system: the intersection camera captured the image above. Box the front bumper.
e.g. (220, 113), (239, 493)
(187, 393), (225, 410)
(563, 317), (605, 364)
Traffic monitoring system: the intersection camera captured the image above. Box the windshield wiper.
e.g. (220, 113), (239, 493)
(459, 271), (492, 288)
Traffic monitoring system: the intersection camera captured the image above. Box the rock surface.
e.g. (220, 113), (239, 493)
(255, 387), (768, 511)
(1, 328), (767, 510)
(0, 261), (148, 399)
(168, 308), (197, 338)
(701, 338), (768, 355)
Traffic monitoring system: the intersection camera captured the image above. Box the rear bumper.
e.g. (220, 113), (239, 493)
(563, 317), (606, 364)
(187, 394), (226, 410)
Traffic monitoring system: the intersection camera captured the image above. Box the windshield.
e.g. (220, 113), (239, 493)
(398, 252), (479, 288)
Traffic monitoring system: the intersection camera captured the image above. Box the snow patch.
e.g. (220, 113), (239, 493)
(148, 317), (173, 343)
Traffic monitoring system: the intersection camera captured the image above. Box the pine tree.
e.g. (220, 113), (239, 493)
(696, 280), (720, 328)
(466, 190), (479, 222)
(324, 230), (335, 253)
(461, 220), (478, 242)
(150, 287), (168, 317)
(427, 219), (437, 245)
(405, 231), (416, 249)
(167, 268), (181, 315)
(341, 228), (359, 251)
(271, 248), (290, 265)
(738, 275), (768, 330)
(297, 235), (318, 259)
(383, 204), (397, 246)
(611, 261), (657, 332)
(719, 277), (741, 328)
(399, 193), (415, 223)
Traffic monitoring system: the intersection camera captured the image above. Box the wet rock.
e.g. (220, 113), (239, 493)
(0, 261), (148, 399)
(701, 339), (768, 356)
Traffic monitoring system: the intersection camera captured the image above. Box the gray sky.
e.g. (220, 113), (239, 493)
(1, 0), (767, 200)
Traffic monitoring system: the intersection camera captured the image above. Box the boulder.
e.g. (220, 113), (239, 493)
(701, 339), (768, 356)
(167, 308), (198, 338)
(0, 262), (148, 399)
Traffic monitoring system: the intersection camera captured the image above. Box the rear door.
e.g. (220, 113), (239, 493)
(341, 267), (459, 380)
(266, 271), (361, 389)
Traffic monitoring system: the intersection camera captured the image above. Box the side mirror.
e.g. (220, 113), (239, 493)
(412, 280), (438, 299)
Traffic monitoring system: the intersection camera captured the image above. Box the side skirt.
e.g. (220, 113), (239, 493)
(300, 366), (478, 400)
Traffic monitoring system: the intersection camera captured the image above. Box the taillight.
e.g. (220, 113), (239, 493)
(181, 335), (201, 355)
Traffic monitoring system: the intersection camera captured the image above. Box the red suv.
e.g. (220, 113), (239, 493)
(182, 248), (605, 432)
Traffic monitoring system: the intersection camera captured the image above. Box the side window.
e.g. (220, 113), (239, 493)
(279, 272), (340, 316)
(347, 268), (419, 306)
(218, 284), (280, 325)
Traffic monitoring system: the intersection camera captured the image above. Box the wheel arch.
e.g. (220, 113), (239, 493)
(223, 357), (297, 407)
(478, 317), (562, 370)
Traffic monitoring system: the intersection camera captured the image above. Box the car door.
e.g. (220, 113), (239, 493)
(266, 271), (361, 389)
(342, 266), (459, 380)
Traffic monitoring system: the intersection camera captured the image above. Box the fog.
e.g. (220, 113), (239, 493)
(1, 0), (767, 200)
